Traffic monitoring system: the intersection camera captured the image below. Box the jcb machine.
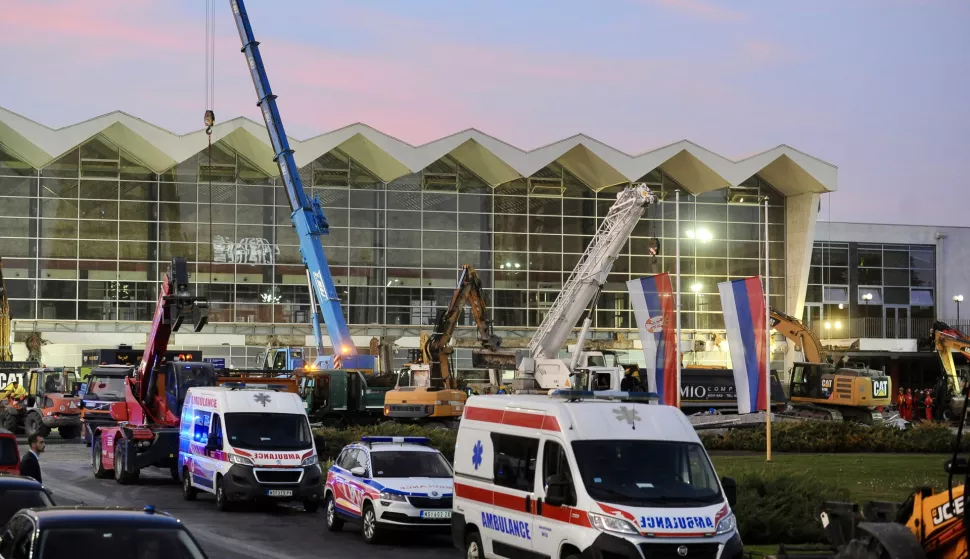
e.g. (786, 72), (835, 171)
(383, 265), (513, 422)
(771, 308), (892, 424)
(91, 257), (211, 484)
(777, 386), (970, 559)
(1, 367), (82, 439)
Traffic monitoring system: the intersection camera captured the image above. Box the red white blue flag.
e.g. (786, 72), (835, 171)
(626, 273), (678, 405)
(718, 277), (768, 414)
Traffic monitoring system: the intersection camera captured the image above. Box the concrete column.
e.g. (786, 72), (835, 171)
(783, 191), (821, 382)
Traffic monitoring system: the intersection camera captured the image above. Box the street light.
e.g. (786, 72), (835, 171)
(955, 294), (964, 322)
(862, 292), (873, 324)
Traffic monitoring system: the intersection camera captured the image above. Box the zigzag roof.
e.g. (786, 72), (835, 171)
(0, 106), (837, 195)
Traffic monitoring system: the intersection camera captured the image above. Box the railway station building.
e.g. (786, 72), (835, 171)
(0, 105), (842, 374)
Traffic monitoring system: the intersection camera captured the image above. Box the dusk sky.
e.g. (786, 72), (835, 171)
(2, 0), (968, 226)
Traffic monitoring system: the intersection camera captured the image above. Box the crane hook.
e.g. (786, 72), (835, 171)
(204, 110), (215, 135)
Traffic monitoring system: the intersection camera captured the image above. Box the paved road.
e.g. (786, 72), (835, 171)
(25, 440), (459, 559)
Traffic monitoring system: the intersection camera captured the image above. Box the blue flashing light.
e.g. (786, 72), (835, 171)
(548, 390), (661, 402)
(360, 436), (431, 446)
(222, 382), (246, 389)
(144, 505), (156, 514)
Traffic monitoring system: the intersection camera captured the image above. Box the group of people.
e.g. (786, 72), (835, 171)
(894, 387), (934, 421)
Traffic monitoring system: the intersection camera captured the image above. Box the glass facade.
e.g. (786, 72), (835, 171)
(0, 134), (786, 341)
(804, 241), (936, 338)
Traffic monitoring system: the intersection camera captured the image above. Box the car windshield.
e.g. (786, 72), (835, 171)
(83, 377), (127, 401)
(571, 440), (723, 507)
(38, 527), (206, 559)
(0, 489), (53, 525)
(370, 450), (453, 478)
(0, 437), (18, 465)
(224, 413), (312, 451)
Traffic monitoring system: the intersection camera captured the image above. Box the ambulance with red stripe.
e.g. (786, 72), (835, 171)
(177, 383), (323, 513)
(451, 391), (743, 559)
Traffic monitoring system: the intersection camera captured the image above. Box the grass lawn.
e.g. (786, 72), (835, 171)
(711, 453), (951, 503)
(710, 453), (952, 554)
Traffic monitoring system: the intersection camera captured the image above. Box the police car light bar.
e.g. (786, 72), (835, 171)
(548, 390), (661, 402)
(360, 436), (431, 447)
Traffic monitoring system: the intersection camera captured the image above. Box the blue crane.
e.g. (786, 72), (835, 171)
(227, 0), (373, 371)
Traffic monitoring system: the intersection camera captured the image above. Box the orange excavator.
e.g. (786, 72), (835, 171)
(770, 308), (892, 424)
(930, 322), (970, 422)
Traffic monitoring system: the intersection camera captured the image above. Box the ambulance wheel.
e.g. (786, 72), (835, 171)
(216, 475), (232, 512)
(325, 493), (343, 531)
(464, 531), (484, 559)
(92, 436), (110, 479)
(182, 468), (197, 501)
(361, 503), (383, 544)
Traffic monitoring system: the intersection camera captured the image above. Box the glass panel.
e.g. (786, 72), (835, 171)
(911, 289), (934, 306)
(858, 287), (883, 305)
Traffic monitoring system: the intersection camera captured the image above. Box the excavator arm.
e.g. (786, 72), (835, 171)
(770, 307), (825, 363)
(426, 265), (504, 389)
(932, 322), (970, 409)
(0, 257), (11, 362)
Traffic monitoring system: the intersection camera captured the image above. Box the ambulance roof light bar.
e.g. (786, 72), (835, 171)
(360, 436), (431, 448)
(548, 390), (661, 402)
(221, 382), (291, 392)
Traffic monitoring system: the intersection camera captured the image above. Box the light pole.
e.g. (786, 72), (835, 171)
(862, 293), (873, 336)
(955, 294), (964, 322)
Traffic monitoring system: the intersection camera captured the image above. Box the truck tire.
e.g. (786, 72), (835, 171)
(114, 440), (139, 485)
(25, 412), (50, 437)
(0, 410), (17, 432)
(92, 436), (110, 479)
(58, 425), (80, 440)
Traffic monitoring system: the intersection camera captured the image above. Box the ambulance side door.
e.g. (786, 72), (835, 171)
(533, 437), (580, 558)
(485, 432), (538, 558)
(192, 410), (217, 493)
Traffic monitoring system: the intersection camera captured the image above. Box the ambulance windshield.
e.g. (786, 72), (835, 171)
(571, 440), (722, 507)
(224, 413), (312, 451)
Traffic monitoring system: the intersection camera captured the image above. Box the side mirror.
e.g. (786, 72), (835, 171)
(544, 474), (569, 507)
(350, 466), (367, 478)
(205, 437), (220, 452)
(721, 476), (737, 507)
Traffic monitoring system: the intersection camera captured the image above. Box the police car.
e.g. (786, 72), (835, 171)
(324, 436), (454, 544)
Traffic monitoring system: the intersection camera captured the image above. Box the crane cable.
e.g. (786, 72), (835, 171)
(204, 0), (216, 298)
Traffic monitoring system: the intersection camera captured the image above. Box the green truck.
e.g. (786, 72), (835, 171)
(295, 369), (396, 427)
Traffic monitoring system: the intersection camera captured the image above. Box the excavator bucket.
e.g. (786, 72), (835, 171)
(471, 349), (518, 370)
(164, 258), (209, 333)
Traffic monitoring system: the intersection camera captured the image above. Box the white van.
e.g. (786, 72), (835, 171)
(451, 391), (743, 559)
(178, 383), (323, 512)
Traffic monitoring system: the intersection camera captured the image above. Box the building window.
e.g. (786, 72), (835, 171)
(858, 287), (883, 305)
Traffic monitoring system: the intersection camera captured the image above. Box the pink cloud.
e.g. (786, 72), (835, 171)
(744, 40), (794, 64)
(648, 0), (746, 21)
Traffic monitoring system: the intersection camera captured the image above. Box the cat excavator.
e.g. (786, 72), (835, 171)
(930, 322), (970, 422)
(383, 265), (514, 423)
(770, 308), (892, 424)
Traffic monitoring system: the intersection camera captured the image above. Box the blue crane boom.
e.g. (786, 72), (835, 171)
(228, 0), (373, 370)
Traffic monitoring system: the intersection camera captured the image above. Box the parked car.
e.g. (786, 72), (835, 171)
(0, 506), (209, 558)
(0, 474), (54, 527)
(0, 429), (19, 474)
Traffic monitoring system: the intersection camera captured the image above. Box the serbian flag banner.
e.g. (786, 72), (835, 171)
(626, 273), (677, 405)
(718, 277), (767, 414)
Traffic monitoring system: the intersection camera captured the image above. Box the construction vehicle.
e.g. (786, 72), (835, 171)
(226, 0), (373, 373)
(91, 257), (210, 484)
(384, 265), (513, 422)
(255, 347), (305, 372)
(80, 347), (203, 380)
(771, 308), (892, 424)
(930, 322), (970, 422)
(0, 257), (11, 362)
(514, 183), (656, 392)
(295, 368), (391, 426)
(0, 367), (82, 439)
(79, 364), (134, 446)
(775, 385), (970, 559)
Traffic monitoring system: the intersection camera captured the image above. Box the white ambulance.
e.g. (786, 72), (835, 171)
(451, 390), (743, 559)
(177, 383), (323, 513)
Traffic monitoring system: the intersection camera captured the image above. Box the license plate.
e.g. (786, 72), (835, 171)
(267, 490), (293, 497)
(419, 510), (451, 520)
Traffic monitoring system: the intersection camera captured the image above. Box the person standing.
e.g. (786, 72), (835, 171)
(894, 387), (904, 412)
(924, 389), (934, 422)
(19, 432), (45, 483)
(903, 388), (914, 421)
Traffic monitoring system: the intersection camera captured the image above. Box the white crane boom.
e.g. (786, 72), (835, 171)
(516, 183), (656, 390)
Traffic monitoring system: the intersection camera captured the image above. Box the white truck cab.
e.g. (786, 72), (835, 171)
(451, 391), (743, 559)
(178, 383), (323, 512)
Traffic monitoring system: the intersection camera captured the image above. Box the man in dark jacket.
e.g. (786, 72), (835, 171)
(19, 432), (45, 483)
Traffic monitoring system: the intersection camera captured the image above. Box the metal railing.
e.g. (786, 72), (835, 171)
(815, 317), (970, 340)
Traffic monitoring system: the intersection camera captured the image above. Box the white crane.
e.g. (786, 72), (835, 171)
(514, 183), (657, 391)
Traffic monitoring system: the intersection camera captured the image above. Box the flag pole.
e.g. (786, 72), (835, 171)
(765, 198), (772, 463)
(675, 190), (682, 408)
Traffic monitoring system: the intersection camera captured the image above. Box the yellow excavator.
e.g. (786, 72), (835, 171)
(770, 308), (892, 424)
(0, 257), (11, 362)
(383, 265), (513, 424)
(776, 385), (970, 558)
(930, 322), (970, 422)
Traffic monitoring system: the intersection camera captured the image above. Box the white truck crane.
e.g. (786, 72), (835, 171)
(512, 183), (657, 392)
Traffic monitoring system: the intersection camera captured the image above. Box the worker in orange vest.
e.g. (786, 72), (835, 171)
(924, 389), (934, 421)
(903, 388), (914, 421)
